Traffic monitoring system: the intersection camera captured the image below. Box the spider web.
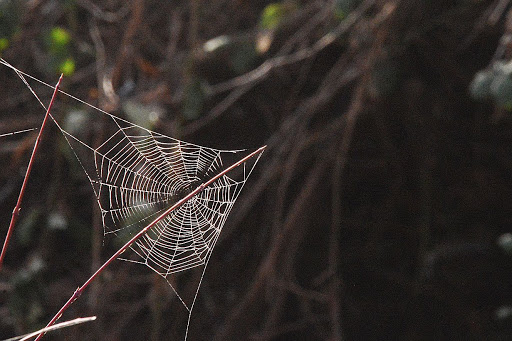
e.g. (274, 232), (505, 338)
(80, 118), (250, 275)
(1, 59), (263, 338)
(62, 115), (260, 313)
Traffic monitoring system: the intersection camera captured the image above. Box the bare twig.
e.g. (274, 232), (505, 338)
(221, 57), (359, 240)
(213, 153), (329, 340)
(189, 0), (200, 50)
(34, 146), (266, 341)
(111, 0), (145, 90)
(89, 18), (118, 111)
(0, 74), (63, 270)
(489, 0), (511, 25)
(181, 0), (376, 136)
(2, 317), (96, 341)
(76, 0), (130, 23)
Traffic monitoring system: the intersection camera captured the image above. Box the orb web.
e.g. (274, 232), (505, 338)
(83, 118), (254, 279)
(2, 58), (264, 338)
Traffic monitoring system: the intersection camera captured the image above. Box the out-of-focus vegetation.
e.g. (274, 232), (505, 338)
(0, 0), (512, 340)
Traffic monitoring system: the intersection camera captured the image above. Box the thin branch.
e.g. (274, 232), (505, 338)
(34, 146), (266, 341)
(111, 0), (145, 90)
(213, 153), (329, 340)
(208, 0), (374, 95)
(189, 0), (200, 50)
(89, 18), (118, 111)
(181, 0), (375, 136)
(0, 74), (63, 271)
(489, 0), (511, 25)
(2, 317), (96, 341)
(76, 0), (130, 23)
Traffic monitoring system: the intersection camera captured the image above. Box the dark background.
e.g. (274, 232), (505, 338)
(1, 0), (512, 340)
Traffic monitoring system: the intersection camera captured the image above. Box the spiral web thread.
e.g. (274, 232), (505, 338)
(1, 59), (263, 333)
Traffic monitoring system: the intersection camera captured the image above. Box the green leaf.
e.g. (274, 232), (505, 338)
(59, 57), (75, 76)
(260, 3), (286, 29)
(50, 27), (71, 47)
(0, 37), (8, 51)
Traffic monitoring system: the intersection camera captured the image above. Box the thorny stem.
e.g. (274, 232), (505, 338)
(34, 145), (266, 340)
(0, 74), (64, 271)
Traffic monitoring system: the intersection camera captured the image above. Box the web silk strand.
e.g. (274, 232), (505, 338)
(0, 73), (63, 270)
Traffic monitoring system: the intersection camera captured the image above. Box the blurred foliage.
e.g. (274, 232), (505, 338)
(260, 3), (289, 29)
(0, 0), (19, 39)
(230, 41), (258, 74)
(0, 37), (9, 52)
(470, 68), (494, 100)
(44, 26), (75, 76)
(470, 61), (512, 109)
(370, 57), (402, 96)
(8, 256), (45, 331)
(498, 233), (512, 255)
(335, 0), (361, 19)
(48, 27), (71, 54)
(47, 211), (68, 231)
(63, 109), (90, 138)
(16, 209), (42, 247)
(58, 57), (75, 76)
(122, 99), (163, 129)
(182, 78), (206, 120)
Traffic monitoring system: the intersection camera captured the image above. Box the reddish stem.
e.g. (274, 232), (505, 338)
(35, 145), (266, 340)
(0, 74), (64, 271)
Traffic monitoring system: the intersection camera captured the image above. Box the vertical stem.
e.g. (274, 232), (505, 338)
(189, 0), (200, 51)
(35, 146), (265, 340)
(0, 74), (63, 270)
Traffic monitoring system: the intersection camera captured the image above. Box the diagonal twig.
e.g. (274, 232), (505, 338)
(34, 145), (266, 341)
(0, 74), (63, 270)
(2, 316), (96, 341)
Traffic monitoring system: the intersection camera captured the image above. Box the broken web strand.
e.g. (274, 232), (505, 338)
(0, 128), (38, 138)
(1, 60), (265, 339)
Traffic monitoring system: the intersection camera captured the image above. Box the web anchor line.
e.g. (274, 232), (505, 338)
(34, 145), (265, 341)
(0, 74), (63, 270)
(0, 128), (38, 138)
